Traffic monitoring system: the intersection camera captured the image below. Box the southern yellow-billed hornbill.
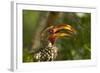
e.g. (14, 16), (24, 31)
(33, 24), (76, 62)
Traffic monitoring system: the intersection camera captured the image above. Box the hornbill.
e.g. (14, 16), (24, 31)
(33, 24), (76, 62)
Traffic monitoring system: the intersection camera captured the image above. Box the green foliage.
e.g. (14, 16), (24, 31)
(23, 10), (40, 48)
(23, 48), (33, 62)
(23, 10), (91, 62)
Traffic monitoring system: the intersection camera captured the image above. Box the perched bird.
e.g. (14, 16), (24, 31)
(33, 24), (76, 62)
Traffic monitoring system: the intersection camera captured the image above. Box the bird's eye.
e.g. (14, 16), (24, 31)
(49, 29), (54, 34)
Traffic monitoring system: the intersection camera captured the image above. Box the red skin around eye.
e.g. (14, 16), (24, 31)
(49, 30), (54, 34)
(48, 35), (56, 45)
(49, 28), (55, 34)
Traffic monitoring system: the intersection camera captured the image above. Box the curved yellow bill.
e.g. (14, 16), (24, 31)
(41, 24), (77, 44)
(53, 32), (71, 37)
(53, 24), (76, 34)
(48, 32), (72, 44)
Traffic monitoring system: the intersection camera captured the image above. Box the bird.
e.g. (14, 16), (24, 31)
(32, 24), (76, 62)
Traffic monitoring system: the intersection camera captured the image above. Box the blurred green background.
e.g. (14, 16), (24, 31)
(23, 10), (91, 62)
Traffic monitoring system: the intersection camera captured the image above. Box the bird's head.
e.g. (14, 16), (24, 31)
(47, 24), (77, 45)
